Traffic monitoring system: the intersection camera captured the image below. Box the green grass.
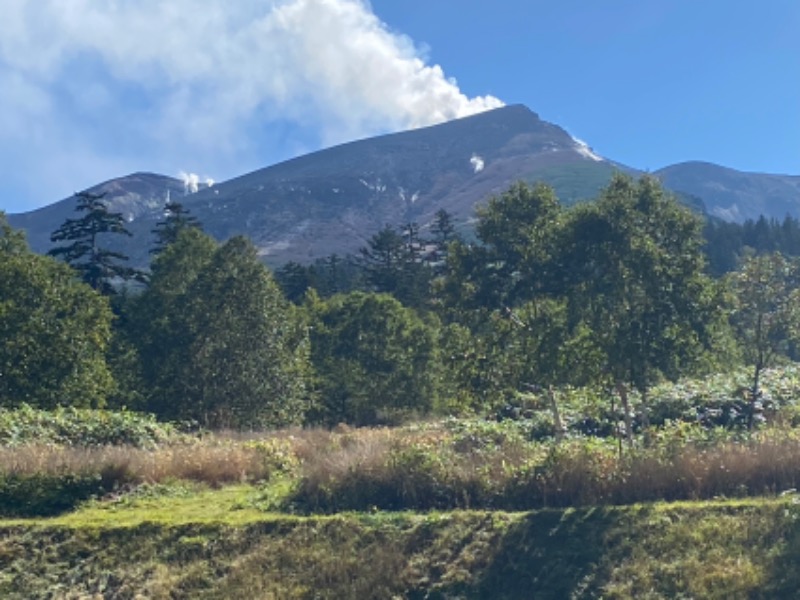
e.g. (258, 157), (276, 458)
(1, 488), (799, 598)
(5, 366), (800, 596)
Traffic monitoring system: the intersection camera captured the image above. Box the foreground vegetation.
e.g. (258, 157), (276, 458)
(2, 494), (800, 598)
(1, 367), (800, 596)
(7, 176), (800, 595)
(4, 365), (800, 515)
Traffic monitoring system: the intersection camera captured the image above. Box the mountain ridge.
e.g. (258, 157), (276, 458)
(7, 105), (798, 265)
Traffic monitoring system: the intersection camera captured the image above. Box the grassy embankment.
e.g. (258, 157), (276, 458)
(4, 367), (800, 597)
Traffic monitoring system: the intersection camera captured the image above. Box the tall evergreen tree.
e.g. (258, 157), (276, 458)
(358, 225), (406, 293)
(48, 191), (139, 294)
(150, 200), (202, 254)
(358, 224), (431, 308)
(431, 209), (457, 247)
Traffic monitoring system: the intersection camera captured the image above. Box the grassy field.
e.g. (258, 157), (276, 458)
(2, 491), (800, 598)
(4, 368), (800, 597)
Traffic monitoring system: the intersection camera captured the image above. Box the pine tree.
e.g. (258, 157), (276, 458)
(48, 191), (139, 294)
(150, 200), (202, 254)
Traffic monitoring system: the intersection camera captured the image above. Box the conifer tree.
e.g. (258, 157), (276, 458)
(150, 200), (202, 254)
(48, 191), (139, 294)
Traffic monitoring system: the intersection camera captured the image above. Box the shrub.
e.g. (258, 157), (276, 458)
(0, 404), (180, 448)
(0, 472), (111, 517)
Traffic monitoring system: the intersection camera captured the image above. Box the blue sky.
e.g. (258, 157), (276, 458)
(1, 0), (798, 213)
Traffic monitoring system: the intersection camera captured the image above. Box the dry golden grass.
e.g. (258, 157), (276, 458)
(5, 421), (800, 510)
(0, 441), (272, 487)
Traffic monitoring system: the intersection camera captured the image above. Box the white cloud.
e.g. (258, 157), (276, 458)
(0, 0), (504, 211)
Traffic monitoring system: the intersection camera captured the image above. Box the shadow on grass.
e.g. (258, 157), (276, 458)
(759, 503), (800, 598)
(469, 506), (636, 599)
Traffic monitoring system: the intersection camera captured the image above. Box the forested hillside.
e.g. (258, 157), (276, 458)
(5, 173), (800, 428)
(5, 175), (800, 597)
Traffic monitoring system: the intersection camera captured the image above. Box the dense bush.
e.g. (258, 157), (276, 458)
(0, 472), (112, 517)
(0, 230), (114, 409)
(0, 405), (180, 448)
(306, 291), (439, 425)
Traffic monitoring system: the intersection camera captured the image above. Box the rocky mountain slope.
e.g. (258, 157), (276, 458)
(7, 105), (620, 265)
(7, 105), (798, 266)
(655, 161), (800, 222)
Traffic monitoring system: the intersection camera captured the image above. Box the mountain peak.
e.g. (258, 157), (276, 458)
(9, 104), (623, 265)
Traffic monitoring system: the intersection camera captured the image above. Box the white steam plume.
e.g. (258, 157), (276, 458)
(179, 172), (200, 194)
(470, 154), (485, 173)
(0, 0), (505, 210)
(572, 137), (604, 162)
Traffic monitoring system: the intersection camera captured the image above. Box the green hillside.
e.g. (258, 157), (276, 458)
(2, 493), (799, 598)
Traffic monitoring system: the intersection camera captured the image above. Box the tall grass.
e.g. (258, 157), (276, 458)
(5, 419), (800, 516)
(291, 423), (800, 511)
(0, 436), (298, 516)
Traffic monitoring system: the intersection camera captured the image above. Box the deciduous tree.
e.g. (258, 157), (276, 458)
(306, 291), (438, 425)
(0, 215), (114, 408)
(729, 252), (800, 426)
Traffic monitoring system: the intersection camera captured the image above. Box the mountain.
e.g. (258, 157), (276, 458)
(7, 173), (186, 265)
(8, 105), (621, 265)
(655, 161), (800, 222)
(167, 104), (621, 264)
(8, 105), (798, 266)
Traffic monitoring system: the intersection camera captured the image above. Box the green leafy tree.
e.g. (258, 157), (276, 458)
(439, 182), (563, 316)
(435, 320), (510, 415)
(0, 212), (27, 254)
(433, 183), (571, 412)
(306, 291), (439, 425)
(48, 191), (139, 294)
(563, 174), (729, 444)
(729, 252), (800, 426)
(500, 299), (603, 439)
(135, 233), (311, 427)
(0, 215), (114, 408)
(125, 227), (219, 411)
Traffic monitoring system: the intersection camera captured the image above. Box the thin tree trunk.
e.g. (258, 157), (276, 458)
(547, 385), (564, 442)
(750, 361), (762, 430)
(616, 381), (634, 448)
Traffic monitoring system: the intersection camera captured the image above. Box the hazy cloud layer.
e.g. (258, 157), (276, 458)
(0, 0), (503, 211)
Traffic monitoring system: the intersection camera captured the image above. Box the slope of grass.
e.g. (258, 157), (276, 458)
(2, 493), (800, 598)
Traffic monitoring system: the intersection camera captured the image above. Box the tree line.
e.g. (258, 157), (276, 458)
(2, 175), (799, 431)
